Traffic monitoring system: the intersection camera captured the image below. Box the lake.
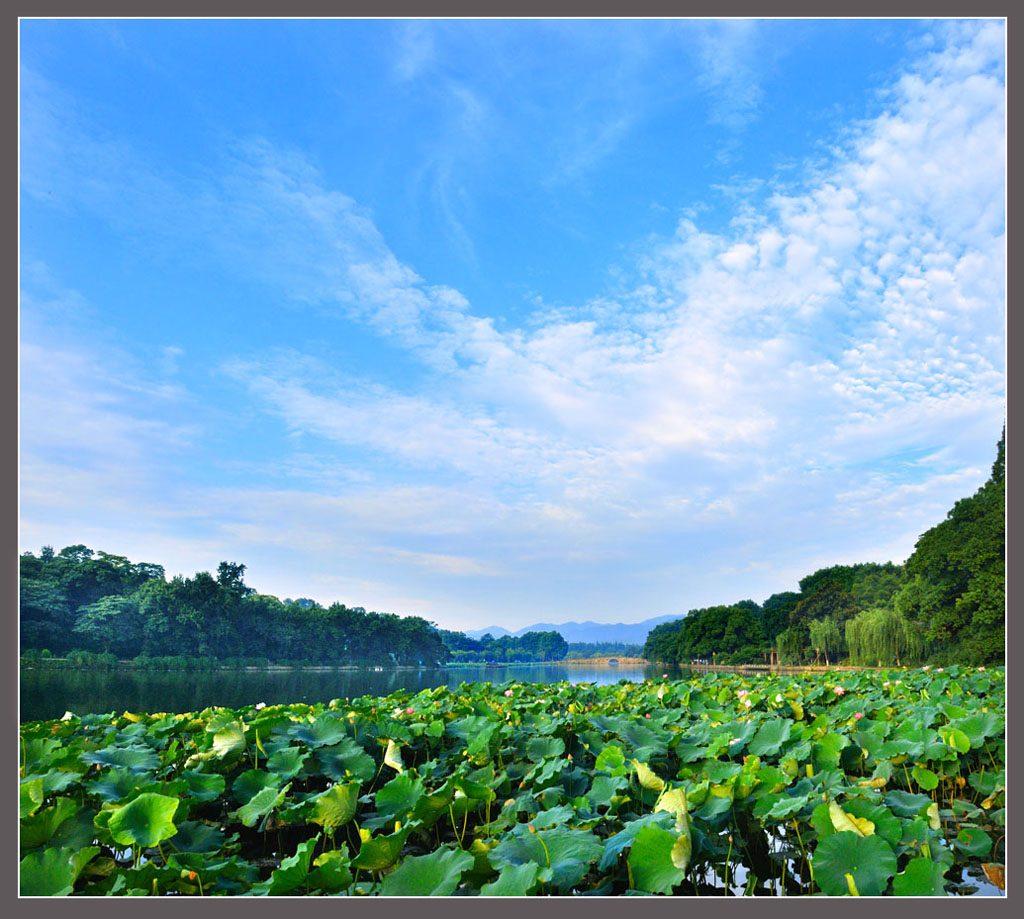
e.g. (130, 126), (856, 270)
(20, 661), (668, 722)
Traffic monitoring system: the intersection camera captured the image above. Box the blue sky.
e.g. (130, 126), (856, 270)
(19, 19), (1005, 631)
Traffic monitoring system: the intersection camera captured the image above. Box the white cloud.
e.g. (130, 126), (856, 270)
(19, 22), (1005, 624)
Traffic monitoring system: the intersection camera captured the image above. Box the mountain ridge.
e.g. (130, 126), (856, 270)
(463, 613), (682, 645)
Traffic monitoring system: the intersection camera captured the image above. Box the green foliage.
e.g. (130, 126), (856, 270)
(20, 546), (449, 667)
(18, 667), (1004, 896)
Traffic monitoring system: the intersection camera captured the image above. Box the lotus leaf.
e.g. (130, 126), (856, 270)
(480, 862), (540, 896)
(250, 835), (319, 895)
(20, 845), (99, 896)
(953, 827), (992, 857)
(627, 825), (687, 894)
(381, 846), (475, 896)
(812, 831), (897, 896)
(108, 792), (179, 848)
(232, 783), (289, 828)
(892, 857), (948, 896)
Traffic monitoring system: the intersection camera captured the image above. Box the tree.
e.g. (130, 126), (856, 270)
(808, 617), (842, 665)
(893, 432), (1005, 664)
(761, 592), (799, 645)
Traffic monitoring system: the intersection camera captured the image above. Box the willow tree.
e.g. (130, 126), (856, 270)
(845, 606), (926, 667)
(808, 617), (843, 665)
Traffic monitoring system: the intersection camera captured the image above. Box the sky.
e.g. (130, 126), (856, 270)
(19, 18), (1005, 632)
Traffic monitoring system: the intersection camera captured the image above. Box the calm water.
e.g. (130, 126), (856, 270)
(20, 661), (667, 722)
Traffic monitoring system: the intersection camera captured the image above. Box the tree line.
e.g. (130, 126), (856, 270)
(643, 432), (1005, 668)
(18, 551), (576, 668)
(19, 552), (448, 667)
(437, 629), (568, 663)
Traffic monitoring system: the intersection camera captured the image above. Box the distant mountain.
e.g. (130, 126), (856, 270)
(464, 614), (682, 645)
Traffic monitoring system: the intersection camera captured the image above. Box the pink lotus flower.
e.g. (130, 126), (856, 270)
(883, 681), (890, 688)
(405, 707), (415, 714)
(978, 666), (986, 671)
(922, 665), (931, 671)
(743, 699), (753, 709)
(936, 668), (944, 673)
(833, 686), (845, 696)
(645, 713), (651, 718)
(504, 689), (515, 697)
(662, 674), (668, 679)
(854, 712), (863, 720)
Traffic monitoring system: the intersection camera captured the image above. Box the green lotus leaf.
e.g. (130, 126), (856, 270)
(883, 789), (934, 817)
(20, 845), (99, 896)
(232, 783), (290, 828)
(309, 781), (360, 828)
(594, 744), (627, 776)
(81, 745), (160, 774)
(599, 811), (674, 870)
(250, 835), (319, 896)
(588, 774), (628, 806)
(211, 720), (247, 757)
(764, 792), (811, 822)
(940, 727), (971, 754)
(842, 798), (901, 847)
(180, 769), (226, 803)
(381, 846), (475, 896)
(283, 713), (349, 749)
(232, 769), (282, 804)
(526, 736), (565, 761)
(266, 745), (310, 780)
(747, 718), (793, 757)
(20, 796), (80, 850)
(108, 792), (180, 848)
(627, 825), (686, 894)
(911, 765), (939, 791)
(696, 794), (733, 820)
(363, 771), (424, 830)
(314, 738), (376, 782)
(947, 711), (1003, 748)
(167, 820), (225, 853)
(410, 779), (456, 826)
(480, 862), (541, 896)
(35, 769), (82, 796)
(491, 824), (602, 892)
(812, 733), (850, 769)
(953, 827), (992, 857)
(812, 832), (897, 896)
(892, 857), (948, 896)
(309, 847), (353, 892)
(20, 778), (44, 818)
(351, 826), (411, 870)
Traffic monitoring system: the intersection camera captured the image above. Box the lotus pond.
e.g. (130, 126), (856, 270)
(20, 666), (1004, 896)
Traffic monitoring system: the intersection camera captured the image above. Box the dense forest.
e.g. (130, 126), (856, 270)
(437, 629), (568, 663)
(19, 553), (456, 667)
(643, 433), (1005, 668)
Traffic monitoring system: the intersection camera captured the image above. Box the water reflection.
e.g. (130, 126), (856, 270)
(20, 661), (666, 722)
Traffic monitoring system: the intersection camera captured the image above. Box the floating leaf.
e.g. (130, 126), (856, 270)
(892, 857), (948, 896)
(812, 832), (897, 896)
(953, 827), (992, 857)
